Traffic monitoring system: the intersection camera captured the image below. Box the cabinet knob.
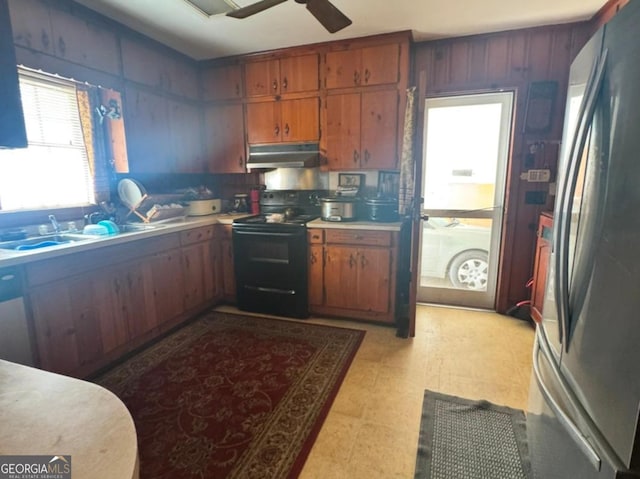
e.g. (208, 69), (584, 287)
(272, 79), (278, 91)
(282, 77), (288, 90)
(354, 70), (360, 85)
(274, 124), (280, 136)
(364, 69), (371, 83)
(364, 149), (370, 163)
(348, 253), (355, 269)
(284, 123), (290, 136)
(310, 251), (317, 264)
(353, 150), (359, 164)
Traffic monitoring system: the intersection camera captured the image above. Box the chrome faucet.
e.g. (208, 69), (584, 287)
(48, 214), (61, 234)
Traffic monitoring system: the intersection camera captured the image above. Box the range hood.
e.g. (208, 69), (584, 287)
(246, 143), (320, 170)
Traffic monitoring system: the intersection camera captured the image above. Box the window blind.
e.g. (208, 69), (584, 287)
(0, 73), (94, 211)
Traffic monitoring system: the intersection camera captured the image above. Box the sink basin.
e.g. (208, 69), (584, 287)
(0, 233), (101, 251)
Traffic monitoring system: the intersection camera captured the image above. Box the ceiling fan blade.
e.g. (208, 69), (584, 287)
(227, 0), (288, 19)
(305, 0), (352, 33)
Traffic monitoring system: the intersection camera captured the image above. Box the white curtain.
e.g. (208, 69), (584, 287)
(398, 86), (417, 216)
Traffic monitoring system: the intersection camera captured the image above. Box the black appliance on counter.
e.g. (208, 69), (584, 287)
(232, 190), (328, 319)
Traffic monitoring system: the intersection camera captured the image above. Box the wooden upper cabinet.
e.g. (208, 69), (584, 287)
(1, 0), (27, 148)
(48, 8), (119, 74)
(244, 54), (319, 97)
(204, 103), (246, 173)
(279, 54), (319, 94)
(168, 100), (204, 173)
(121, 38), (198, 99)
(325, 90), (397, 170)
(360, 90), (398, 169)
(202, 64), (242, 101)
(8, 0), (55, 55)
(246, 97), (319, 144)
(325, 43), (400, 89)
(325, 93), (361, 169)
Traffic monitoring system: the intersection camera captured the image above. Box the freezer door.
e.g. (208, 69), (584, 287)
(546, 25), (603, 358)
(558, 1), (640, 471)
(528, 329), (618, 479)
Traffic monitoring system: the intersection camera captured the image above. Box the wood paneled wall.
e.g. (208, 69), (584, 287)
(413, 22), (590, 313)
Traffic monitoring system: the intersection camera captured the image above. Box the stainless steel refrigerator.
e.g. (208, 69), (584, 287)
(526, 2), (640, 478)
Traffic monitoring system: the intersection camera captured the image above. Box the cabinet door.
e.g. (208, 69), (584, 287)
(325, 93), (361, 169)
(244, 59), (280, 97)
(104, 263), (155, 342)
(202, 64), (242, 100)
(124, 86), (173, 173)
(182, 242), (213, 311)
(49, 8), (119, 74)
(360, 90), (398, 169)
(246, 101), (281, 144)
(204, 103), (246, 173)
(358, 247), (391, 313)
(279, 54), (319, 94)
(30, 278), (102, 376)
(324, 245), (359, 309)
(531, 215), (553, 323)
(308, 244), (324, 307)
(360, 44), (400, 86)
(148, 248), (185, 325)
(8, 0), (54, 55)
(325, 49), (360, 89)
(1, 0), (27, 148)
(168, 100), (204, 173)
(280, 97), (319, 142)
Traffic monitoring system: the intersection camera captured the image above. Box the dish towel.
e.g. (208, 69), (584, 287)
(399, 86), (417, 216)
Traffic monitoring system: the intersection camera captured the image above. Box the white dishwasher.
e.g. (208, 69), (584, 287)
(0, 267), (34, 366)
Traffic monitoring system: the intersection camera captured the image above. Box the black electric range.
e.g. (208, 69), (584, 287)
(232, 190), (327, 318)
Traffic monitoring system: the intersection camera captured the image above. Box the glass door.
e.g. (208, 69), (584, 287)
(417, 92), (513, 309)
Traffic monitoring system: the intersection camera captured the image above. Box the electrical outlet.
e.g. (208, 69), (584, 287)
(520, 169), (551, 182)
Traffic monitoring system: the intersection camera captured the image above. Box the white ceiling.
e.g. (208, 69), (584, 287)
(73, 0), (607, 61)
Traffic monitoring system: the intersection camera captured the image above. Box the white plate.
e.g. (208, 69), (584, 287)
(118, 179), (145, 209)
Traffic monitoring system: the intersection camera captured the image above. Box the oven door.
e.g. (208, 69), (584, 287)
(232, 225), (309, 318)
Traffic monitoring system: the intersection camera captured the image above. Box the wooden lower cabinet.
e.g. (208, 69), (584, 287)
(26, 227), (223, 378)
(531, 212), (553, 323)
(308, 228), (397, 323)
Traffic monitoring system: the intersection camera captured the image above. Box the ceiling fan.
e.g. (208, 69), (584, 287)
(227, 0), (352, 33)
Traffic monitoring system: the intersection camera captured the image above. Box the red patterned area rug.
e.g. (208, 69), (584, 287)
(95, 311), (365, 479)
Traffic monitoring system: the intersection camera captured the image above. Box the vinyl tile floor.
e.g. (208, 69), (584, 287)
(216, 303), (535, 479)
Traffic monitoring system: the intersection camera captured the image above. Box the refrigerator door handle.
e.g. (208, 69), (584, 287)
(555, 49), (609, 352)
(532, 333), (602, 471)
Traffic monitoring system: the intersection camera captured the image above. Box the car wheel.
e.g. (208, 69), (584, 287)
(448, 250), (489, 290)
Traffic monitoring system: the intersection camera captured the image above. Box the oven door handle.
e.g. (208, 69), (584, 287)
(233, 229), (302, 238)
(244, 285), (297, 295)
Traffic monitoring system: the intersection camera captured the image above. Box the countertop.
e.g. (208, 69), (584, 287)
(0, 213), (402, 268)
(0, 214), (251, 268)
(307, 218), (402, 231)
(0, 360), (138, 479)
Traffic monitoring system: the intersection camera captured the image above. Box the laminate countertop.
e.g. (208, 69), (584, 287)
(307, 218), (402, 231)
(0, 360), (138, 479)
(0, 214), (252, 268)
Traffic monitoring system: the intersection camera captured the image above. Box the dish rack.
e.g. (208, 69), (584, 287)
(125, 196), (187, 223)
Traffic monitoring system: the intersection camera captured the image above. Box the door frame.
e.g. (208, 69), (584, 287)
(416, 92), (514, 309)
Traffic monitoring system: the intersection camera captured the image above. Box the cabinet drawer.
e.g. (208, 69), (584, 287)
(180, 226), (214, 246)
(308, 229), (324, 244)
(325, 229), (391, 246)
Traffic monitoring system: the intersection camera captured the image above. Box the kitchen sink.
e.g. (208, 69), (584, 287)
(0, 233), (101, 251)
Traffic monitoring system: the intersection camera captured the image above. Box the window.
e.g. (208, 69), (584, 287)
(0, 73), (95, 211)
